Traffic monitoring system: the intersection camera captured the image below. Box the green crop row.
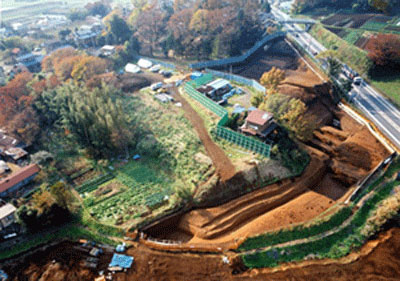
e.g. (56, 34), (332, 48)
(237, 206), (353, 252)
(76, 173), (115, 194)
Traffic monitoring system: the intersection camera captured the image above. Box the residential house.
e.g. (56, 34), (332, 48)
(0, 132), (28, 164)
(0, 200), (17, 231)
(0, 164), (40, 198)
(240, 109), (276, 138)
(74, 23), (103, 47)
(3, 147), (28, 164)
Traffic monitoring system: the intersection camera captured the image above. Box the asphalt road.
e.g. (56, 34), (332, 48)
(271, 5), (400, 150)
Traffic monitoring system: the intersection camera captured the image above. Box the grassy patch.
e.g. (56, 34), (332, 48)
(361, 20), (387, 32)
(343, 30), (363, 45)
(370, 74), (400, 108)
(310, 24), (372, 75)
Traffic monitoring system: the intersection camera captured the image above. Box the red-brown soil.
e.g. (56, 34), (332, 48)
(148, 154), (333, 248)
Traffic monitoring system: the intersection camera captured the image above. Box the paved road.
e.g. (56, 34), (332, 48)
(271, 4), (400, 150)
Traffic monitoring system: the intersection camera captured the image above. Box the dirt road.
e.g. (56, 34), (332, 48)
(172, 87), (236, 182)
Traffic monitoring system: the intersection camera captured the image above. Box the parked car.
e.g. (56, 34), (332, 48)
(151, 82), (163, 91)
(150, 64), (161, 73)
(160, 70), (172, 78)
(217, 99), (227, 106)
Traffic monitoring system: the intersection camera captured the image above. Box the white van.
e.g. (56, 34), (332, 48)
(353, 77), (363, 86)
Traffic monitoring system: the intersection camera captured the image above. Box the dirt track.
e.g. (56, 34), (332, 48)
(172, 88), (236, 182)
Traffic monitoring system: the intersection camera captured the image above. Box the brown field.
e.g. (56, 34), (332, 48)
(322, 14), (375, 28)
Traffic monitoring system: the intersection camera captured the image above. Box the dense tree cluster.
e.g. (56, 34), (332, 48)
(35, 83), (136, 158)
(114, 0), (266, 59)
(85, 0), (111, 17)
(17, 182), (73, 232)
(42, 47), (110, 82)
(366, 34), (400, 70)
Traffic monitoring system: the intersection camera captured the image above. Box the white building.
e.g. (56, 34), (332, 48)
(100, 45), (116, 56)
(125, 63), (141, 74)
(0, 200), (16, 231)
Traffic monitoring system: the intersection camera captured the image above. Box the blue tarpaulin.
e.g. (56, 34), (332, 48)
(0, 269), (8, 281)
(133, 154), (141, 160)
(190, 72), (203, 80)
(109, 254), (134, 269)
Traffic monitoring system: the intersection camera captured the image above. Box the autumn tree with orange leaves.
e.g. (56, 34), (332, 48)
(366, 34), (400, 69)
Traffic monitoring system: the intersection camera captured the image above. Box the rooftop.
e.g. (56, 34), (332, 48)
(0, 164), (40, 194)
(207, 79), (231, 90)
(5, 147), (28, 161)
(246, 109), (273, 126)
(0, 133), (19, 149)
(0, 200), (16, 219)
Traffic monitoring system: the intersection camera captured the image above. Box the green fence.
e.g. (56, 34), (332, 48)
(184, 83), (271, 158)
(216, 126), (271, 157)
(184, 83), (228, 118)
(186, 73), (214, 89)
